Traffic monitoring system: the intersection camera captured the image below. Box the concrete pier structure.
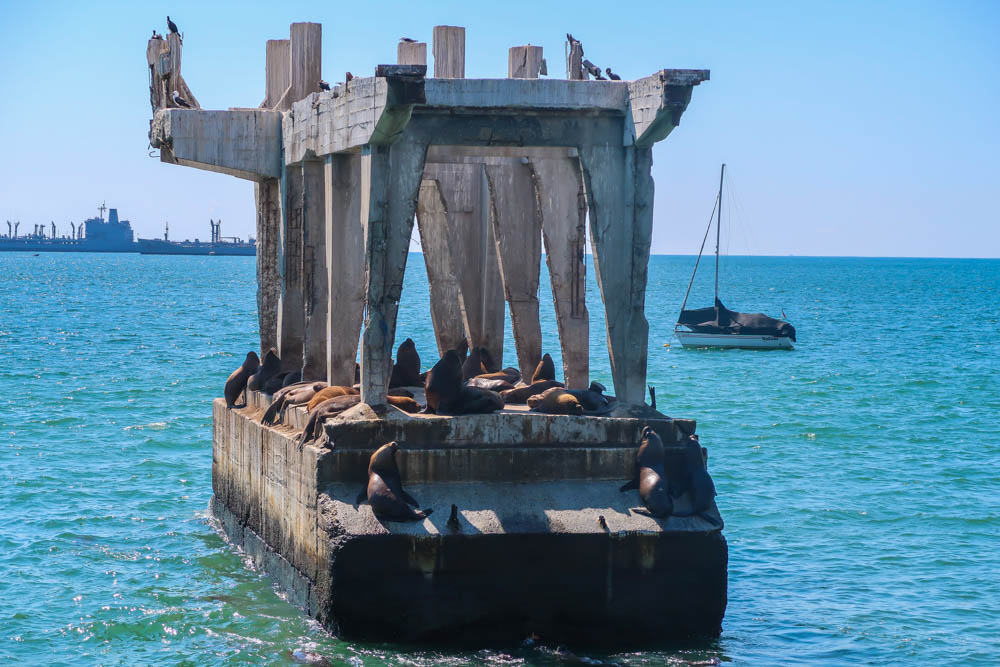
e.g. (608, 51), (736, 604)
(146, 23), (719, 644)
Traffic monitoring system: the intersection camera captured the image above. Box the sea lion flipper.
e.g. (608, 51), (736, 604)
(630, 506), (654, 517)
(400, 489), (420, 507)
(619, 479), (638, 492)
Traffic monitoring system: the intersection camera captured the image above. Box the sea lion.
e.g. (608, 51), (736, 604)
(466, 376), (516, 392)
(424, 350), (463, 414)
(263, 371), (293, 394)
(261, 381), (327, 425)
(224, 351), (259, 408)
(479, 347), (500, 373)
(247, 348), (280, 392)
(564, 381), (609, 412)
(474, 369), (519, 384)
(500, 379), (564, 405)
(388, 338), (422, 388)
(306, 385), (358, 412)
(297, 394), (362, 448)
(442, 386), (504, 415)
(454, 338), (469, 361)
(462, 346), (486, 381)
(360, 442), (432, 522)
(619, 426), (672, 517)
(527, 388), (583, 415)
(531, 353), (556, 383)
(281, 370), (302, 388)
(388, 388), (414, 398)
(670, 434), (720, 525)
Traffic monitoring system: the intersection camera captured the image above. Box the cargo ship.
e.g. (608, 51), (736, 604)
(137, 219), (255, 256)
(1, 204), (136, 253)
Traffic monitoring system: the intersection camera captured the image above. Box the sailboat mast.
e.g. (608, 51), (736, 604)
(714, 163), (725, 303)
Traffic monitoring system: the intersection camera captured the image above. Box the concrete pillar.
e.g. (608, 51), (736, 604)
(531, 156), (590, 388)
(302, 159), (327, 381)
(415, 180), (468, 357)
(567, 39), (584, 80)
(486, 161), (542, 381)
(432, 26), (465, 78)
(577, 144), (653, 404)
(290, 22), (322, 103)
(265, 39), (291, 108)
(508, 45), (544, 79)
(397, 41), (427, 66)
(325, 154), (366, 386)
(360, 140), (428, 406)
(277, 166), (305, 372)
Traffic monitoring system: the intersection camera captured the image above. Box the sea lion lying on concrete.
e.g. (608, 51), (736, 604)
(358, 442), (432, 522)
(224, 351), (260, 408)
(619, 426), (672, 517)
(424, 350), (464, 414)
(389, 337), (422, 388)
(306, 385), (359, 412)
(261, 381), (328, 425)
(500, 379), (564, 405)
(670, 434), (720, 525)
(564, 381), (609, 412)
(247, 348), (280, 392)
(444, 386), (504, 415)
(263, 371), (295, 394)
(527, 387), (584, 415)
(281, 370), (302, 388)
(531, 353), (556, 383)
(297, 393), (422, 449)
(466, 376), (516, 392)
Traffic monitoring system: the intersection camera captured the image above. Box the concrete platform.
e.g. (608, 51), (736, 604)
(211, 394), (728, 644)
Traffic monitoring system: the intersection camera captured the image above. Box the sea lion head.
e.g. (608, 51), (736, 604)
(369, 441), (401, 476)
(531, 353), (555, 384)
(243, 351), (260, 371)
(261, 348), (279, 370)
(589, 381), (605, 394)
(637, 425), (665, 468)
(462, 347), (485, 380)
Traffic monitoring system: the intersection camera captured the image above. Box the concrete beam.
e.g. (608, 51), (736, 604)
(359, 140), (429, 406)
(629, 69), (710, 147)
(152, 109), (282, 181)
(432, 26), (465, 78)
(325, 154), (366, 386)
(302, 159), (327, 381)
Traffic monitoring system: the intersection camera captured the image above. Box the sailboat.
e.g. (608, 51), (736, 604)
(674, 164), (797, 349)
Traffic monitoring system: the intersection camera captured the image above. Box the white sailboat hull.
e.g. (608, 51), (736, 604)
(675, 330), (794, 349)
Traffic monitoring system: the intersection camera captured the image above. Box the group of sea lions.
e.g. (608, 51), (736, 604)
(619, 425), (720, 525)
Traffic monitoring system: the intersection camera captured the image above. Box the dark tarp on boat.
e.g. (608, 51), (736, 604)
(678, 298), (796, 341)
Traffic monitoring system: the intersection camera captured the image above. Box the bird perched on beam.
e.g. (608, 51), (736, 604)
(171, 90), (192, 108)
(166, 16), (179, 35)
(605, 68), (621, 81)
(318, 80), (331, 91)
(345, 72), (354, 83)
(399, 37), (417, 43)
(566, 32), (581, 51)
(583, 59), (604, 80)
(151, 30), (161, 40)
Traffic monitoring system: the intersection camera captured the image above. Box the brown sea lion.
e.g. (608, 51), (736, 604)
(479, 346), (500, 373)
(454, 338), (469, 361)
(474, 369), (519, 384)
(466, 376), (516, 392)
(261, 381), (327, 425)
(564, 381), (609, 412)
(281, 370), (302, 388)
(247, 348), (280, 392)
(297, 394), (361, 449)
(388, 388), (414, 398)
(462, 347), (486, 381)
(224, 351), (259, 408)
(306, 385), (359, 412)
(263, 371), (294, 394)
(424, 350), (463, 414)
(527, 388), (583, 415)
(501, 379), (564, 405)
(670, 434), (720, 526)
(619, 426), (672, 518)
(388, 338), (422, 388)
(358, 442), (432, 522)
(531, 353), (556, 383)
(441, 386), (504, 415)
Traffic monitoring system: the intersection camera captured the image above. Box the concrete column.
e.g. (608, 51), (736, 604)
(398, 41), (427, 66)
(265, 39), (291, 108)
(290, 22), (322, 102)
(302, 159), (327, 381)
(567, 39), (584, 80)
(577, 144), (652, 404)
(508, 45), (544, 79)
(360, 140), (428, 406)
(531, 156), (590, 388)
(254, 180), (280, 355)
(415, 180), (467, 357)
(277, 166), (305, 372)
(325, 154), (366, 386)
(485, 161), (542, 381)
(432, 26), (465, 78)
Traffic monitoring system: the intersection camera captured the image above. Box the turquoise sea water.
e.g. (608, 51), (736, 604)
(1, 252), (997, 665)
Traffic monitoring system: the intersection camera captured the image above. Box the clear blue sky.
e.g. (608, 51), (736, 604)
(1, 1), (997, 257)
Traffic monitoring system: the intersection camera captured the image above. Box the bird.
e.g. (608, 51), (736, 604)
(151, 30), (161, 40)
(597, 515), (609, 531)
(606, 68), (621, 81)
(583, 59), (604, 80)
(566, 33), (579, 46)
(171, 90), (192, 108)
(345, 72), (354, 83)
(318, 80), (331, 91)
(399, 37), (417, 43)
(166, 16), (179, 35)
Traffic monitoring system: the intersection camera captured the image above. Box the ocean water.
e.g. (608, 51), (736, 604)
(1, 252), (997, 666)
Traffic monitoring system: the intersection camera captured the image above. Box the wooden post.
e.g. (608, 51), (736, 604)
(508, 45), (544, 79)
(531, 156), (590, 388)
(301, 159), (327, 380)
(360, 141), (428, 406)
(398, 41), (427, 66)
(325, 154), (366, 386)
(433, 26), (465, 78)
